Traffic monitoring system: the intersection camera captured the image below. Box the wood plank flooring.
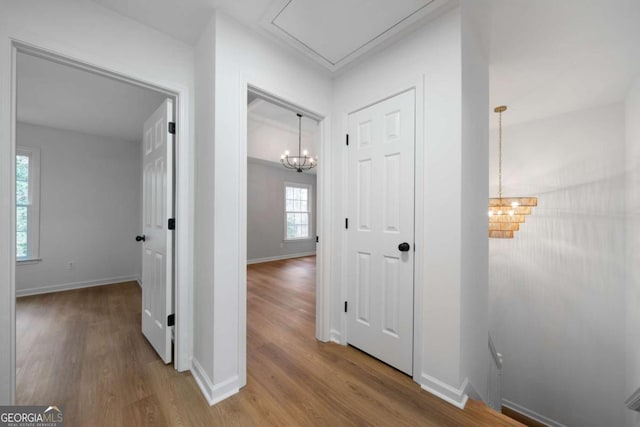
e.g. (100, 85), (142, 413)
(17, 256), (522, 426)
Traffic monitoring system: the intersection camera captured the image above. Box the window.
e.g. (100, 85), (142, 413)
(16, 147), (40, 261)
(285, 183), (311, 240)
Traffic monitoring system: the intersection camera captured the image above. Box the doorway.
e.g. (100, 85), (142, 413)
(246, 92), (319, 265)
(243, 86), (325, 370)
(10, 43), (189, 404)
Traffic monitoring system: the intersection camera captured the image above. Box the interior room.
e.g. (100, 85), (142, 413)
(1, 0), (640, 426)
(14, 51), (175, 415)
(246, 94), (319, 264)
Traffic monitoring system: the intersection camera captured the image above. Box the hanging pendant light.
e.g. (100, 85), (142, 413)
(280, 113), (317, 173)
(488, 106), (537, 238)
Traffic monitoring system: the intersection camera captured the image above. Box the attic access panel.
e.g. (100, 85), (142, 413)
(264, 0), (439, 72)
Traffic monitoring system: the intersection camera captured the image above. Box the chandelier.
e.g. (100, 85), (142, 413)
(488, 106), (537, 238)
(280, 113), (317, 173)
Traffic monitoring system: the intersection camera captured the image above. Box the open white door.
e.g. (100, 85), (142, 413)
(140, 99), (174, 364)
(346, 89), (415, 375)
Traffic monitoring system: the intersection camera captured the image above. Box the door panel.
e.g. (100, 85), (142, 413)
(347, 90), (415, 375)
(141, 98), (174, 364)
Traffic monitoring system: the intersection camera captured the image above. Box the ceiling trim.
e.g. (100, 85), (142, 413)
(248, 85), (323, 121)
(261, 0), (450, 72)
(270, 0), (434, 67)
(248, 111), (316, 137)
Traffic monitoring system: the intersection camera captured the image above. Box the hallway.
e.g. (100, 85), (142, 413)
(15, 257), (520, 426)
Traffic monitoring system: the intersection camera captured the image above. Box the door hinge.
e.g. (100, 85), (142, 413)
(316, 235), (319, 243)
(168, 122), (176, 135)
(346, 134), (349, 146)
(344, 301), (348, 313)
(167, 313), (175, 327)
(345, 218), (349, 229)
(168, 218), (175, 230)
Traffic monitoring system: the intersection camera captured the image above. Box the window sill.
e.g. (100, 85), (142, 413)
(283, 238), (314, 243)
(17, 258), (42, 265)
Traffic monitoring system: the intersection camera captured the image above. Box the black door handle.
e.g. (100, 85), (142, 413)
(135, 235), (146, 242)
(398, 242), (410, 252)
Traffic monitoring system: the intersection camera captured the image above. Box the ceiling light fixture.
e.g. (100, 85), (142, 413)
(281, 113), (317, 173)
(489, 106), (537, 238)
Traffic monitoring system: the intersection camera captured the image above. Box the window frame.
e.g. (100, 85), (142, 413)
(16, 146), (41, 262)
(283, 182), (313, 241)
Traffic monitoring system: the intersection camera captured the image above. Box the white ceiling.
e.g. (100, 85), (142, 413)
(17, 52), (168, 143)
(20, 0), (640, 140)
(489, 0), (640, 128)
(248, 97), (318, 171)
(88, 0), (450, 72)
(86, 0), (640, 127)
(248, 98), (318, 133)
(263, 0), (443, 71)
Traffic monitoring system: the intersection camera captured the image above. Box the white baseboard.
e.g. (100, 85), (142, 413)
(191, 357), (240, 406)
(502, 399), (567, 427)
(247, 251), (316, 265)
(330, 328), (342, 344)
(419, 374), (469, 409)
(191, 357), (216, 404)
(16, 275), (140, 297)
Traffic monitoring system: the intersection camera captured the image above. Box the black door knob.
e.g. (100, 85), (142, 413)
(398, 242), (410, 252)
(135, 235), (146, 242)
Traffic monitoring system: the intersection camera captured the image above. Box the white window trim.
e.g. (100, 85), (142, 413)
(284, 182), (313, 241)
(16, 146), (41, 262)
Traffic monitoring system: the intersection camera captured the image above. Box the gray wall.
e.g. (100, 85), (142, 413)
(489, 103), (626, 426)
(16, 122), (142, 295)
(626, 76), (640, 427)
(247, 157), (316, 262)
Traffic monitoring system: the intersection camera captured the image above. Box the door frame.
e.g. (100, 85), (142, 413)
(238, 80), (332, 367)
(339, 79), (425, 383)
(7, 40), (193, 402)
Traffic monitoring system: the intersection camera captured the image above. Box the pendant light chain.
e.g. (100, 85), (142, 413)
(498, 107), (503, 200)
(298, 113), (302, 159)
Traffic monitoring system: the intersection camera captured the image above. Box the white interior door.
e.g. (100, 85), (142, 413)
(346, 90), (415, 375)
(140, 99), (174, 364)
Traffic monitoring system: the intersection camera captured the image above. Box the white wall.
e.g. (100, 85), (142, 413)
(0, 0), (195, 403)
(193, 13), (217, 404)
(488, 103), (627, 426)
(15, 123), (141, 295)
(192, 10), (332, 404)
(460, 0), (490, 401)
(247, 158), (316, 262)
(332, 3), (490, 406)
(626, 76), (640, 427)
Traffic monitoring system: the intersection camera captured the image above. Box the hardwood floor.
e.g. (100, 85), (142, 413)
(501, 407), (547, 427)
(17, 256), (522, 426)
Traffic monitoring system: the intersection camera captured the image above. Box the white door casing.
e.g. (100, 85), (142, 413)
(346, 89), (415, 375)
(141, 99), (174, 364)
